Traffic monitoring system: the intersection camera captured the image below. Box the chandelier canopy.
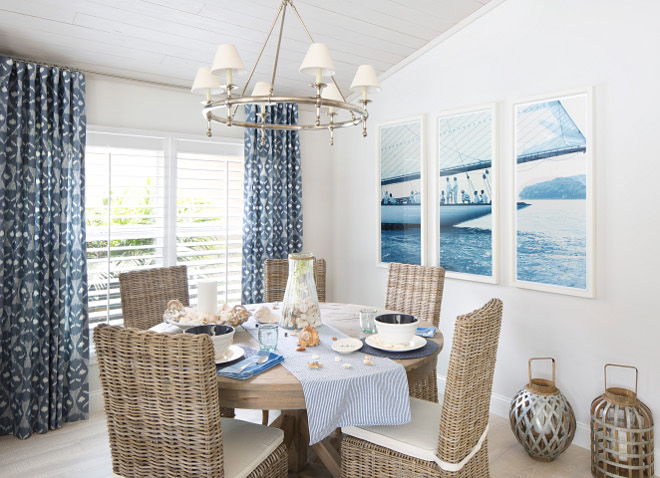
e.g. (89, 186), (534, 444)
(191, 0), (381, 145)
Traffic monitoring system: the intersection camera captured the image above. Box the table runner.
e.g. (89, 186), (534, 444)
(242, 317), (411, 445)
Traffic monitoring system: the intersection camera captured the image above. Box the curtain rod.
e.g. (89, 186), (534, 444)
(5, 54), (189, 91)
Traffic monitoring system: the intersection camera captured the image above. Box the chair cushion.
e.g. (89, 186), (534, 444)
(221, 418), (284, 478)
(342, 397), (442, 463)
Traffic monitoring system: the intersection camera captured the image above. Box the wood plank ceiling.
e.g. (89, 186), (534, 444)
(0, 0), (494, 97)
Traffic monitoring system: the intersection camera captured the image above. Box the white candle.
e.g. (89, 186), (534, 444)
(197, 280), (218, 315)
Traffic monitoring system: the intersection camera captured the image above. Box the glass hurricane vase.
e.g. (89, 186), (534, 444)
(279, 253), (321, 329)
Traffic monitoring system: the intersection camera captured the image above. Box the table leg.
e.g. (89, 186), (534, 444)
(279, 410), (307, 472)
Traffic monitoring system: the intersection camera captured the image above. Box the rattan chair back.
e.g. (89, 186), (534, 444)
(264, 258), (327, 303)
(384, 263), (445, 327)
(94, 324), (224, 477)
(437, 298), (503, 464)
(119, 265), (189, 330)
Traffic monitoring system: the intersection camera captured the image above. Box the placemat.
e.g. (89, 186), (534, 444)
(360, 337), (439, 359)
(216, 346), (257, 371)
(242, 317), (411, 445)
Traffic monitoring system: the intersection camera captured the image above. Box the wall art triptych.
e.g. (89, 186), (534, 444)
(377, 88), (594, 298)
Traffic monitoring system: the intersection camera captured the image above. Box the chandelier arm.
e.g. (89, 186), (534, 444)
(290, 1), (353, 117)
(288, 1), (315, 43)
(270, 2), (287, 90)
(231, 1), (285, 117)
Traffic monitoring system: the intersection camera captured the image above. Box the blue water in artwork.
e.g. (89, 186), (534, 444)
(440, 227), (492, 276)
(381, 199), (586, 290)
(517, 199), (587, 289)
(381, 229), (421, 265)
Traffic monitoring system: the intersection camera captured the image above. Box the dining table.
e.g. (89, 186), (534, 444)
(217, 302), (444, 478)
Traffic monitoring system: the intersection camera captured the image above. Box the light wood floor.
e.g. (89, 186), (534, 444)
(0, 409), (596, 478)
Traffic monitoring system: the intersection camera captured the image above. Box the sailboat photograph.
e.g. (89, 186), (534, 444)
(514, 92), (593, 294)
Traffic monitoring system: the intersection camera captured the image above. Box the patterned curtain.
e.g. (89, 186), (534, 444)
(241, 103), (303, 304)
(0, 57), (89, 439)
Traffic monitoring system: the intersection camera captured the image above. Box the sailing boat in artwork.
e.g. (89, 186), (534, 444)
(380, 101), (586, 227)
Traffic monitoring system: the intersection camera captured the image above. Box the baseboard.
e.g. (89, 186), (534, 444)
(437, 374), (659, 474)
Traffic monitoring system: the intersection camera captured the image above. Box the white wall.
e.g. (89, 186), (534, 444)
(328, 0), (660, 455)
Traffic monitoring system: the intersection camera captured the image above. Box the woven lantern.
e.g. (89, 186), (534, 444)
(509, 357), (576, 461)
(591, 364), (654, 478)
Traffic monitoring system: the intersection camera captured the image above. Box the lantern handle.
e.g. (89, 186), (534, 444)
(604, 363), (638, 395)
(528, 357), (555, 386)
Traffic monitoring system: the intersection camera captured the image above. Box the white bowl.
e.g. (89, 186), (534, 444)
(186, 324), (235, 358)
(375, 314), (419, 345)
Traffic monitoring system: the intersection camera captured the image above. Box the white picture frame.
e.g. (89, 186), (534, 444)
(512, 88), (595, 297)
(430, 104), (499, 284)
(377, 115), (427, 267)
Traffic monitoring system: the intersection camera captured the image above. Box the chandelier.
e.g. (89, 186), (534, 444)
(191, 0), (381, 146)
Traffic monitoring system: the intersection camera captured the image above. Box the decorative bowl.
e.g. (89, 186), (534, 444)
(185, 324), (235, 359)
(375, 314), (419, 345)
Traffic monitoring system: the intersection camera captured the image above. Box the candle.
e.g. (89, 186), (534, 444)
(197, 280), (218, 315)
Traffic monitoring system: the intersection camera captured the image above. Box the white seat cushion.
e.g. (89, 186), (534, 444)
(342, 397), (442, 463)
(221, 418), (284, 478)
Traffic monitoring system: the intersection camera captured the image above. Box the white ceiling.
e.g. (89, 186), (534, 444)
(0, 0), (495, 97)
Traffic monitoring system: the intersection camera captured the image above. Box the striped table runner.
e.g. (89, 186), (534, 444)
(242, 316), (411, 445)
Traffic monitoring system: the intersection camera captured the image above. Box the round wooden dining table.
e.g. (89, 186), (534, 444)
(217, 303), (444, 478)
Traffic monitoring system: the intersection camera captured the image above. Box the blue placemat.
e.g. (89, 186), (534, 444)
(360, 337), (439, 359)
(216, 346), (257, 371)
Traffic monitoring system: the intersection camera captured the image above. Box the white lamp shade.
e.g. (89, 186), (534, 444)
(191, 67), (223, 95)
(299, 43), (335, 78)
(251, 81), (272, 97)
(350, 65), (381, 94)
(321, 83), (343, 102)
(210, 44), (246, 77)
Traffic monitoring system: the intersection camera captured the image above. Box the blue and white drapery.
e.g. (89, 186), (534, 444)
(241, 103), (303, 304)
(0, 57), (89, 439)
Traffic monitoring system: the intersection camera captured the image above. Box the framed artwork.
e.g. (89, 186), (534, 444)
(513, 89), (594, 297)
(432, 105), (498, 283)
(378, 116), (426, 266)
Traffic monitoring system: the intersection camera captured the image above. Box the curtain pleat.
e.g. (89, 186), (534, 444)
(0, 57), (88, 439)
(241, 103), (303, 304)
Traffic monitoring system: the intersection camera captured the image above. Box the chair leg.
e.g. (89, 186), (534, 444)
(262, 409), (269, 426)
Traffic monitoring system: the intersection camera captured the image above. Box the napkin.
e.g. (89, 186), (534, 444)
(216, 350), (284, 380)
(151, 322), (183, 334)
(416, 326), (436, 338)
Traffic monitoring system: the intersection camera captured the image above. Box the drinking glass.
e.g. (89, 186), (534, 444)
(359, 308), (378, 334)
(258, 323), (279, 351)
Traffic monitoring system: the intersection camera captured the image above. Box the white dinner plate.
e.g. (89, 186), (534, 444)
(365, 334), (427, 353)
(215, 345), (245, 364)
(331, 337), (363, 354)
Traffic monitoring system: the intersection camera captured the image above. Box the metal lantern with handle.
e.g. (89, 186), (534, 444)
(509, 357), (576, 461)
(591, 364), (654, 478)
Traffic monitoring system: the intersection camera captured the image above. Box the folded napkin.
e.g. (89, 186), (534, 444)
(216, 350), (284, 380)
(151, 322), (183, 334)
(416, 326), (436, 338)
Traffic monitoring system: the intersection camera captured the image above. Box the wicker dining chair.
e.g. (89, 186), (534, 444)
(341, 298), (503, 478)
(385, 262), (446, 402)
(118, 265), (235, 419)
(118, 265), (190, 330)
(264, 257), (327, 302)
(94, 324), (288, 478)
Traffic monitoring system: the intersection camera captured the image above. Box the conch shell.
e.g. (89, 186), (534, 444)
(223, 305), (250, 327)
(297, 325), (320, 348)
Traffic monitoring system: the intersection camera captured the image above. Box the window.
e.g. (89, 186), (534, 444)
(86, 131), (243, 327)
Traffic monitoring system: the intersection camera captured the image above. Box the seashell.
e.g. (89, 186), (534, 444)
(296, 346), (306, 352)
(334, 356), (342, 362)
(297, 325), (320, 348)
(343, 363), (352, 369)
(363, 359), (374, 366)
(254, 306), (277, 324)
(307, 361), (323, 369)
(222, 304), (249, 327)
